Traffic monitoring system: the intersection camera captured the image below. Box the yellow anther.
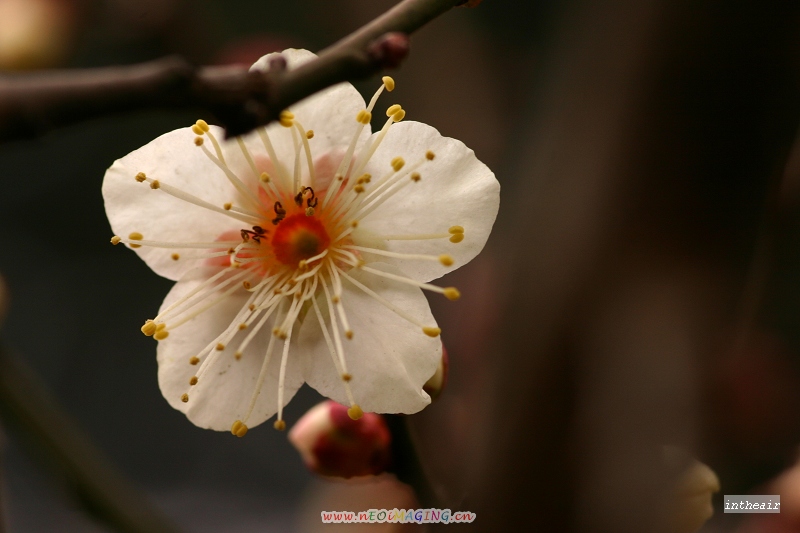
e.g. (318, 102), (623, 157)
(279, 111), (294, 127)
(234, 352), (242, 360)
(336, 175), (344, 181)
(238, 323), (247, 330)
(382, 76), (395, 92)
(110, 236), (121, 245)
(196, 119), (210, 132)
(386, 104), (402, 117)
(332, 296), (340, 304)
(392, 109), (406, 122)
(181, 393), (189, 403)
(354, 185), (364, 193)
(150, 180), (160, 189)
(156, 323), (166, 331)
(248, 304), (256, 311)
(194, 137), (204, 146)
(191, 124), (204, 135)
(426, 150), (436, 160)
(278, 330), (288, 340)
(306, 129), (314, 139)
(231, 420), (248, 437)
(274, 419), (286, 431)
(391, 157), (405, 172)
(439, 254), (454, 267)
(216, 343), (225, 351)
(231, 261), (241, 268)
(342, 373), (352, 382)
(410, 172), (421, 182)
(141, 320), (157, 336)
(305, 207), (315, 216)
(449, 233), (465, 243)
(422, 327), (441, 337)
(189, 356), (200, 365)
(357, 259), (366, 268)
(243, 281), (251, 290)
(227, 248), (236, 254)
(189, 376), (198, 386)
(345, 330), (354, 340)
(449, 225), (464, 234)
(357, 174), (371, 184)
(298, 260), (308, 270)
(260, 172), (270, 183)
(134, 172), (147, 182)
(171, 253), (180, 261)
(154, 330), (169, 341)
(356, 110), (372, 124)
(223, 202), (232, 210)
(351, 220), (359, 228)
(443, 287), (461, 301)
(347, 404), (364, 420)
(128, 232), (143, 248)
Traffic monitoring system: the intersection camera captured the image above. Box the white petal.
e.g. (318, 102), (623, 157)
(246, 49), (370, 189)
(102, 127), (243, 281)
(358, 121), (500, 282)
(157, 267), (304, 431)
(296, 262), (441, 414)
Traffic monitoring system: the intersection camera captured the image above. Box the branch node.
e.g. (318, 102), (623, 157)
(367, 32), (411, 70)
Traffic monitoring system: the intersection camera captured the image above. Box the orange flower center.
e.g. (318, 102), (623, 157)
(271, 213), (331, 266)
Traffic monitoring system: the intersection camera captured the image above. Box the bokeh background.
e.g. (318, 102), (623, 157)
(2, 0), (800, 532)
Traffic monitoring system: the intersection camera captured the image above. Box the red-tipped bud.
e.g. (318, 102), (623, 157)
(289, 401), (391, 478)
(423, 343), (449, 401)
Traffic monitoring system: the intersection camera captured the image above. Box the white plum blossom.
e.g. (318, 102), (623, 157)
(102, 49), (499, 436)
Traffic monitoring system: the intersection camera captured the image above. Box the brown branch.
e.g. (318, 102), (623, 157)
(0, 344), (182, 533)
(0, 0), (472, 142)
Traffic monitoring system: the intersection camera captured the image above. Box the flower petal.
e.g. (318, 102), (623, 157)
(245, 49), (370, 190)
(296, 262), (441, 414)
(157, 267), (304, 431)
(358, 120), (500, 282)
(102, 127), (243, 281)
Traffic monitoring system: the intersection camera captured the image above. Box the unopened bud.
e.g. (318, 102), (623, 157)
(289, 400), (391, 479)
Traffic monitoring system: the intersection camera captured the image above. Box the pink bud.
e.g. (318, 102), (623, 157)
(423, 343), (449, 401)
(289, 401), (391, 478)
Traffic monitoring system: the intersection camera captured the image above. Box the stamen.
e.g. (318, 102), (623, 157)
(326, 263), (353, 339)
(111, 238), (241, 250)
(257, 127), (291, 190)
(342, 245), (455, 266)
(241, 322), (278, 425)
(350, 115), (396, 179)
(137, 174), (260, 224)
(293, 119), (316, 188)
(311, 297), (357, 406)
(275, 319), (295, 429)
(347, 404), (364, 420)
(354, 262), (461, 301)
(320, 278), (351, 380)
(199, 143), (262, 212)
(128, 232), (143, 248)
(231, 420), (248, 437)
(338, 267), (440, 335)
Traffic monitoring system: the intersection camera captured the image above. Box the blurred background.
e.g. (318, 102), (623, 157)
(2, 0), (800, 531)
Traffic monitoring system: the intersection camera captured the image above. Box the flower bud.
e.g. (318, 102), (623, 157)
(289, 401), (391, 478)
(423, 343), (449, 401)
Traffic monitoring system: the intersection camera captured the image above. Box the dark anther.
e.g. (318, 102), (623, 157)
(241, 225), (269, 243)
(272, 201), (286, 225)
(295, 187), (318, 209)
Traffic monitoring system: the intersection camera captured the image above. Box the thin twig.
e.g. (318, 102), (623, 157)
(0, 0), (473, 142)
(0, 344), (182, 533)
